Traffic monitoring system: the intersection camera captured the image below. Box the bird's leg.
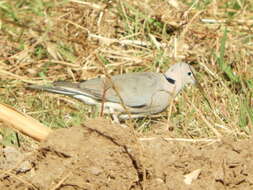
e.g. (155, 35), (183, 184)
(107, 107), (120, 123)
(112, 113), (120, 124)
(108, 107), (129, 128)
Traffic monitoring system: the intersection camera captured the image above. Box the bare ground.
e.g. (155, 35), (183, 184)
(1, 118), (253, 190)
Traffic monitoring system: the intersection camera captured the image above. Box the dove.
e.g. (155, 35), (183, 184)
(29, 62), (195, 122)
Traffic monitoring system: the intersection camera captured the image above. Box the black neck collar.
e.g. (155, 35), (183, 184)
(164, 75), (176, 84)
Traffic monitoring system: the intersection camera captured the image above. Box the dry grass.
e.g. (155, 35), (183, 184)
(0, 0), (252, 145)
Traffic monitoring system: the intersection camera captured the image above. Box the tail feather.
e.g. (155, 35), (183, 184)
(52, 81), (79, 88)
(28, 81), (83, 96)
(28, 81), (101, 102)
(28, 84), (78, 96)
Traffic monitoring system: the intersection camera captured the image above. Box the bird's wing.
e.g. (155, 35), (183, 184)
(79, 72), (163, 108)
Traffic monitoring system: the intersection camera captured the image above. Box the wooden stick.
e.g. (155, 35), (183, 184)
(0, 103), (52, 142)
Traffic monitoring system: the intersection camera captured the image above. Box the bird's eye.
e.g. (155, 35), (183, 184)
(187, 72), (192, 76)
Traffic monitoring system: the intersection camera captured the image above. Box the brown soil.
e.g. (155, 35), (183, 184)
(1, 118), (253, 190)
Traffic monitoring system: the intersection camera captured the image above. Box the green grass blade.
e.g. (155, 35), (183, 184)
(217, 28), (240, 83)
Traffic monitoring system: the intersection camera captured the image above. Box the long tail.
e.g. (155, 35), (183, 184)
(28, 81), (83, 96)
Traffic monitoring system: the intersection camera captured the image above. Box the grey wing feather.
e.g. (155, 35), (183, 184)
(79, 72), (161, 107)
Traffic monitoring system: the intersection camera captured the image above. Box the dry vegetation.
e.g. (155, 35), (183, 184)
(0, 0), (252, 145)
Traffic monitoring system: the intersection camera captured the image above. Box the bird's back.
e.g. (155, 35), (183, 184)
(79, 72), (166, 108)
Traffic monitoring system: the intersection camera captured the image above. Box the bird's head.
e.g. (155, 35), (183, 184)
(164, 62), (196, 93)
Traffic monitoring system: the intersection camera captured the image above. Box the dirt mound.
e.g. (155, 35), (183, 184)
(143, 138), (253, 190)
(1, 119), (253, 189)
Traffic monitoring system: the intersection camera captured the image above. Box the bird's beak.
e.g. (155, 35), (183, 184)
(189, 66), (197, 85)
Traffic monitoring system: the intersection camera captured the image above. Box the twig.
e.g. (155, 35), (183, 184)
(69, 0), (103, 9)
(181, 10), (203, 38)
(166, 89), (176, 130)
(89, 33), (168, 48)
(0, 69), (39, 84)
(139, 137), (220, 143)
(148, 34), (161, 49)
(201, 18), (253, 25)
(0, 170), (38, 189)
(38, 60), (80, 68)
(185, 94), (222, 138)
(50, 172), (72, 190)
(96, 54), (133, 123)
(201, 18), (225, 24)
